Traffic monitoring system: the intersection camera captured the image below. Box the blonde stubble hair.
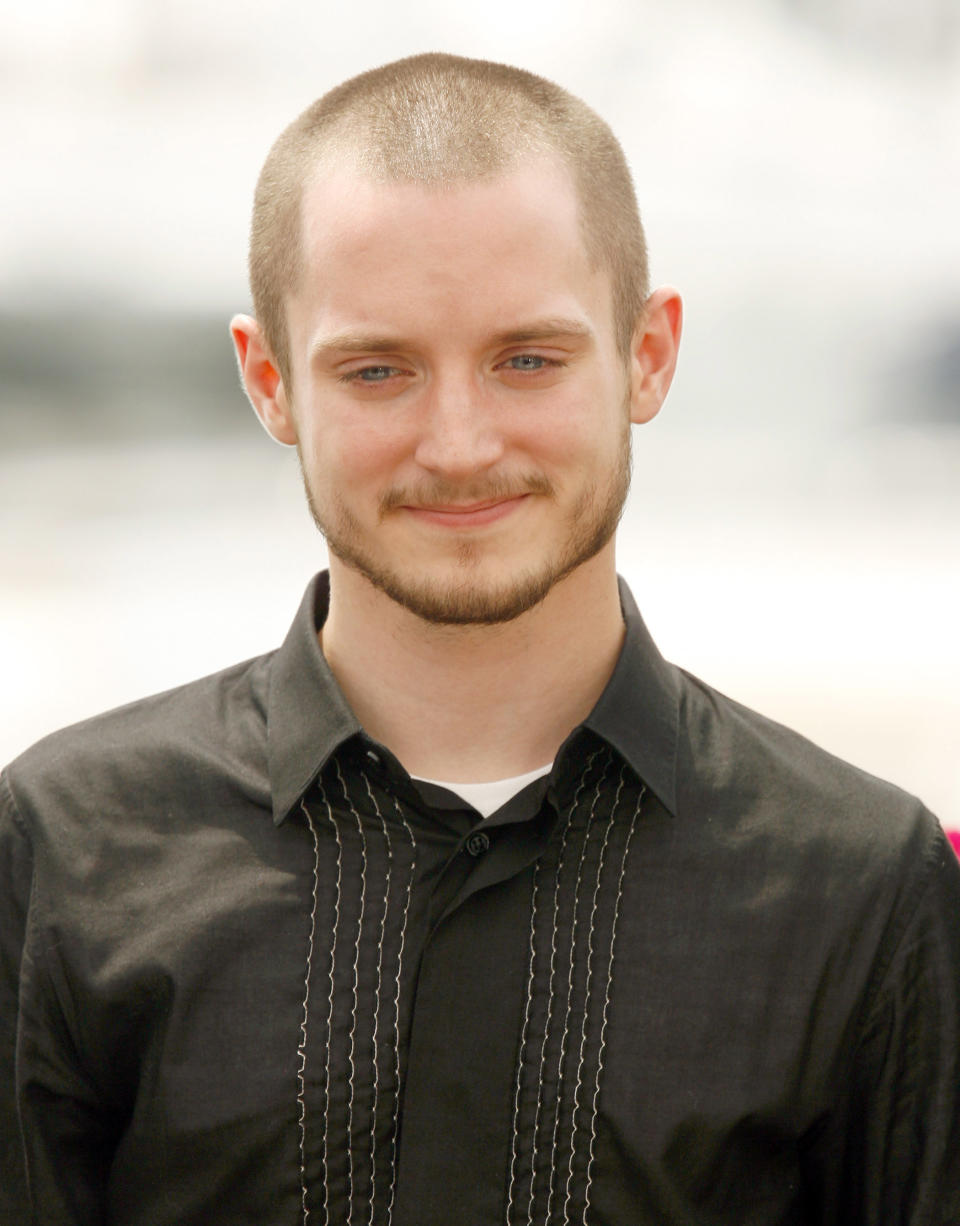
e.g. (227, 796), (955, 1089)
(247, 52), (650, 390)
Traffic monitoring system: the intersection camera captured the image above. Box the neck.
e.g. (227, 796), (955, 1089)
(320, 547), (625, 782)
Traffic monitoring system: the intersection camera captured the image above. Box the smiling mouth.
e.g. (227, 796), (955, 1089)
(401, 495), (529, 527)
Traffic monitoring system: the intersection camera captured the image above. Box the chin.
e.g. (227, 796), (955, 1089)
(359, 560), (555, 625)
(316, 474), (626, 627)
(342, 538), (609, 626)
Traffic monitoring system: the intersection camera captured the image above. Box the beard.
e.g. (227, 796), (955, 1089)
(299, 421), (632, 627)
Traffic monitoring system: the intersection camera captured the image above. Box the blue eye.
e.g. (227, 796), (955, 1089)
(352, 365), (398, 382)
(508, 354), (548, 371)
(337, 364), (406, 386)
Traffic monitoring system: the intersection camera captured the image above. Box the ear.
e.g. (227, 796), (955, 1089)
(628, 287), (683, 425)
(229, 314), (298, 446)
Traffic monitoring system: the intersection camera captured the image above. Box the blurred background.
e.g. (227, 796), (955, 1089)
(1, 0), (958, 826)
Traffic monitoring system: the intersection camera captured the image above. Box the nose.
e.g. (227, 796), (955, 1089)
(412, 374), (505, 478)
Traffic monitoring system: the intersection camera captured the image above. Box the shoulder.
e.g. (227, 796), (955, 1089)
(662, 668), (960, 1026)
(3, 651), (274, 846)
(671, 666), (947, 914)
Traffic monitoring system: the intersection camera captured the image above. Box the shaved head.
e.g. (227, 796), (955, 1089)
(248, 52), (649, 387)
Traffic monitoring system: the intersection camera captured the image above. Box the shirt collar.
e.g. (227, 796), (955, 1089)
(580, 576), (680, 816)
(267, 571), (680, 825)
(267, 572), (362, 824)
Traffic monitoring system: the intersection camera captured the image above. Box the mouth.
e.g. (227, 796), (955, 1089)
(401, 494), (530, 528)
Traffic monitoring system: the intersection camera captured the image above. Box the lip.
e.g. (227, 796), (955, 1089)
(402, 494), (529, 528)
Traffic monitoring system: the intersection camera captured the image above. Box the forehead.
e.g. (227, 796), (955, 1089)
(291, 155), (612, 340)
(299, 152), (583, 265)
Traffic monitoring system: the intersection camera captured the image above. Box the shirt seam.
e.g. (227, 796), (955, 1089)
(1, 769), (38, 1208)
(852, 810), (947, 1040)
(0, 769), (39, 966)
(2, 768), (107, 1114)
(0, 769), (32, 844)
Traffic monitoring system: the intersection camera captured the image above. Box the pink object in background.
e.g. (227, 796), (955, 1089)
(948, 830), (960, 860)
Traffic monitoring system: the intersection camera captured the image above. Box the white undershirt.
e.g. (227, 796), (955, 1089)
(412, 763), (553, 818)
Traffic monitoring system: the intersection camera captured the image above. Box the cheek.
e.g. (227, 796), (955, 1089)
(301, 407), (409, 487)
(524, 400), (619, 474)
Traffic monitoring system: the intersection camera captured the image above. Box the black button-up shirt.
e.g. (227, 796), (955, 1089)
(2, 573), (959, 1225)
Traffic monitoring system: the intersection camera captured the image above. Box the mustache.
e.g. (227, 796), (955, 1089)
(379, 473), (555, 515)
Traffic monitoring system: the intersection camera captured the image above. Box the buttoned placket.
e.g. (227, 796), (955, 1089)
(289, 734), (648, 1226)
(290, 741), (566, 1226)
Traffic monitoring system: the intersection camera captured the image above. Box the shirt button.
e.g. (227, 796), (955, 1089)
(465, 830), (490, 857)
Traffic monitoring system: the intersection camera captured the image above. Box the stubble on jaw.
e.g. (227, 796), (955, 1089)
(296, 418), (633, 627)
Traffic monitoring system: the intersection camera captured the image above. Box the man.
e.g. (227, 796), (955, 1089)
(2, 52), (958, 1226)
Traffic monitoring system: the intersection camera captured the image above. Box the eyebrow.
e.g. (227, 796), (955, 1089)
(309, 317), (595, 362)
(488, 317), (595, 346)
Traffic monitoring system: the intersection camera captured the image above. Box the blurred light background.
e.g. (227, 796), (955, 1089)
(1, 0), (958, 827)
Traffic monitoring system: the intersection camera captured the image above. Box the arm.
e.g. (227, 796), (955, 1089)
(806, 818), (960, 1225)
(853, 826), (960, 1224)
(1, 773), (32, 1220)
(1, 771), (116, 1226)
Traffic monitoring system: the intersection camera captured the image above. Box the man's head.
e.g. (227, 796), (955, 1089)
(233, 55), (681, 626)
(247, 52), (650, 390)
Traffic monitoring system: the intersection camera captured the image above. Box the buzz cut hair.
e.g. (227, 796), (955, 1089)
(248, 52), (649, 387)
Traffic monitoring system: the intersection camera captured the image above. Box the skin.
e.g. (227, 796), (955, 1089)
(232, 154), (682, 781)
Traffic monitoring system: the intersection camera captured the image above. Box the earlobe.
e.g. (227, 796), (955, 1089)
(629, 287), (683, 425)
(229, 314), (298, 447)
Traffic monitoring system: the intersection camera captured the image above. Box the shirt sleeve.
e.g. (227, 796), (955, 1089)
(1, 769), (116, 1226)
(0, 772), (34, 1221)
(810, 817), (960, 1225)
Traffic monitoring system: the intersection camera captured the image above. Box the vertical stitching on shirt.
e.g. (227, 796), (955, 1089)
(386, 792), (417, 1226)
(509, 748), (600, 1226)
(335, 759), (367, 1226)
(320, 781), (345, 1226)
(583, 783), (645, 1221)
(361, 770), (393, 1226)
(562, 763), (628, 1226)
(505, 856), (543, 1226)
(524, 791), (578, 1225)
(543, 753), (611, 1225)
(297, 798), (322, 1226)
